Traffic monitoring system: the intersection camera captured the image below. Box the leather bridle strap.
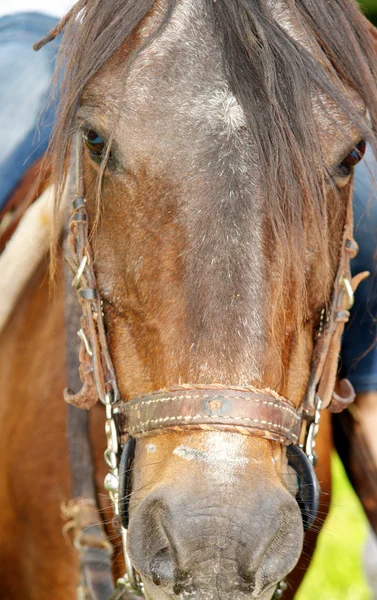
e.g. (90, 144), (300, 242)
(63, 145), (116, 600)
(118, 386), (302, 445)
(304, 180), (369, 415)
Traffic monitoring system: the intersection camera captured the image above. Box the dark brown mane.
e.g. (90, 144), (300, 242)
(46, 0), (377, 323)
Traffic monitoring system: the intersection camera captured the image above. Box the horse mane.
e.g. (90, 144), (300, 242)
(44, 0), (377, 322)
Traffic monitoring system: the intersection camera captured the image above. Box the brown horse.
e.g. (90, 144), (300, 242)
(1, 1), (377, 599)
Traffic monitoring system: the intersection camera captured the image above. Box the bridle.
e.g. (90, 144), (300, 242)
(63, 132), (368, 600)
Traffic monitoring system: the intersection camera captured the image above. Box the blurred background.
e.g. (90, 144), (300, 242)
(361, 0), (377, 24)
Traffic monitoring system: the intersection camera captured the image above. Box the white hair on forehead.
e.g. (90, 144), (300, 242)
(182, 88), (247, 133)
(135, 0), (247, 134)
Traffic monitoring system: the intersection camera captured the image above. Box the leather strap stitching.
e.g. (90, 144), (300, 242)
(126, 413), (299, 440)
(123, 393), (300, 421)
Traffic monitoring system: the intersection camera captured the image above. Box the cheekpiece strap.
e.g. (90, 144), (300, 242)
(64, 133), (120, 410)
(304, 179), (369, 414)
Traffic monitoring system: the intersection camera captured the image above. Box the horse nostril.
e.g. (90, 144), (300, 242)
(237, 564), (256, 591)
(172, 569), (190, 596)
(173, 582), (183, 596)
(150, 546), (175, 586)
(149, 547), (190, 593)
(151, 570), (161, 586)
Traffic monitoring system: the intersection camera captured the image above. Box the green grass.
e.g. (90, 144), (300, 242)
(296, 453), (370, 600)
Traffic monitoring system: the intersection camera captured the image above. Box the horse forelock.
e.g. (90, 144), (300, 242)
(48, 0), (377, 394)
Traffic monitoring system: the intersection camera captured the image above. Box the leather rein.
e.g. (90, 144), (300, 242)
(63, 133), (368, 599)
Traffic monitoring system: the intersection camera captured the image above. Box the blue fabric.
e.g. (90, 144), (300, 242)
(341, 146), (377, 392)
(0, 12), (59, 210)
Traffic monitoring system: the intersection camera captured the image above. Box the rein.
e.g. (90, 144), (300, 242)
(63, 133), (368, 599)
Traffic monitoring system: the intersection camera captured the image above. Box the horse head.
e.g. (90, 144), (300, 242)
(50, 1), (377, 598)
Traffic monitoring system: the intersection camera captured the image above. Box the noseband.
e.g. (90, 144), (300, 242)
(63, 134), (367, 599)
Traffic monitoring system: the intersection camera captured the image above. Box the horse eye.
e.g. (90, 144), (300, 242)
(83, 129), (106, 159)
(337, 140), (366, 178)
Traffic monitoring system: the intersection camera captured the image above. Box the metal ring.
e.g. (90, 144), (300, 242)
(101, 391), (115, 408)
(119, 437), (136, 530)
(287, 444), (320, 531)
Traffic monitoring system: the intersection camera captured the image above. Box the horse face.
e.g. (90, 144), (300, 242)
(74, 0), (369, 597)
